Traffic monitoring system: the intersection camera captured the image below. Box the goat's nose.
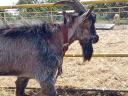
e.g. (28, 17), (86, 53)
(92, 35), (99, 43)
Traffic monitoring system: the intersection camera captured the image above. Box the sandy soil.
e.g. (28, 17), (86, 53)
(57, 26), (128, 90)
(0, 26), (128, 95)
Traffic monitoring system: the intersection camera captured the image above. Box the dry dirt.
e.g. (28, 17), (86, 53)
(0, 25), (128, 96)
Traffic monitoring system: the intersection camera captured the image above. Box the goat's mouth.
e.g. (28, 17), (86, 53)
(79, 39), (93, 61)
(91, 34), (99, 44)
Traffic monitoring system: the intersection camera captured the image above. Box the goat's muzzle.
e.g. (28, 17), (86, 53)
(91, 34), (99, 44)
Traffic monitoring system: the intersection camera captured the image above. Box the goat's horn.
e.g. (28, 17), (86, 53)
(81, 6), (94, 22)
(85, 6), (94, 18)
(54, 0), (86, 13)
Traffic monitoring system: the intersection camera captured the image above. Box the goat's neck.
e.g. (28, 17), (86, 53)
(61, 24), (78, 53)
(68, 27), (78, 45)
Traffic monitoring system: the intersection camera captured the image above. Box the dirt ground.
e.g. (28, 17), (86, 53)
(0, 25), (128, 96)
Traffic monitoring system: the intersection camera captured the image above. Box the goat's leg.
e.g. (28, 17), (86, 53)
(37, 80), (57, 96)
(15, 77), (29, 96)
(57, 64), (63, 77)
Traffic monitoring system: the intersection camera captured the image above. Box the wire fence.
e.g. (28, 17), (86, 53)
(0, 3), (127, 25)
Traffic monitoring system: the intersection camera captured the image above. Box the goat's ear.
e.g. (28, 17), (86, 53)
(85, 6), (94, 18)
(80, 6), (94, 23)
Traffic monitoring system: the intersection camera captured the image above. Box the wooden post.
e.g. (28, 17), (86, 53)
(64, 53), (128, 57)
(0, 10), (8, 26)
(50, 8), (54, 23)
(0, 0), (127, 9)
(118, 8), (121, 25)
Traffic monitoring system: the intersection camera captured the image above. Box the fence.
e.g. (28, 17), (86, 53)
(0, 3), (127, 26)
(95, 6), (128, 24)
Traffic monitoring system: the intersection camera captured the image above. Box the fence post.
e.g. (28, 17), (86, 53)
(118, 7), (121, 25)
(50, 8), (54, 23)
(1, 11), (8, 26)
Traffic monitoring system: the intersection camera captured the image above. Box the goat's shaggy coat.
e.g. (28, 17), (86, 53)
(0, 22), (64, 96)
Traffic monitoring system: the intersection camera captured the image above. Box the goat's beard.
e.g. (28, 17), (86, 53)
(79, 39), (93, 61)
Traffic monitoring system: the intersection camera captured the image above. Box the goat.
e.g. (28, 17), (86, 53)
(0, 0), (99, 96)
(113, 14), (120, 25)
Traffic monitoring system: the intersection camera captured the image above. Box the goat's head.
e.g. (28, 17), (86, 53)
(55, 0), (99, 61)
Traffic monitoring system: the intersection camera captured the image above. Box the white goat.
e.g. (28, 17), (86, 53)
(113, 14), (120, 25)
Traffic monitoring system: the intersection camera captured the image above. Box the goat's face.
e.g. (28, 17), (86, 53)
(77, 13), (99, 44)
(78, 13), (99, 61)
(84, 13), (99, 44)
(63, 9), (99, 61)
(55, 0), (99, 61)
(78, 12), (99, 61)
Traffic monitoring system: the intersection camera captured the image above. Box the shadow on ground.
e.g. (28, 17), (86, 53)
(26, 86), (128, 96)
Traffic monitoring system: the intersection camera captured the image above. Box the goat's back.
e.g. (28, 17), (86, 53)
(0, 22), (63, 81)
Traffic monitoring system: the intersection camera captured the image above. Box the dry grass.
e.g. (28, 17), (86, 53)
(0, 88), (14, 96)
(0, 26), (128, 95)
